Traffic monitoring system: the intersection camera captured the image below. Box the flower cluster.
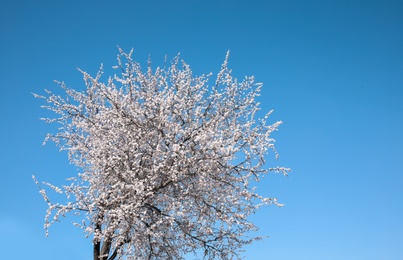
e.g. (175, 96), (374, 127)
(34, 49), (289, 260)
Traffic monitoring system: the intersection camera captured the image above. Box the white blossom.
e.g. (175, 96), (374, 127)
(34, 49), (289, 260)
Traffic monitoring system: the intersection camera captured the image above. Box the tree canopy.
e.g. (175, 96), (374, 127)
(34, 49), (289, 260)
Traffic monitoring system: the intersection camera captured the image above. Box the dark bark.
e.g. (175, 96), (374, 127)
(93, 222), (102, 260)
(100, 239), (112, 260)
(93, 239), (101, 260)
(107, 248), (118, 260)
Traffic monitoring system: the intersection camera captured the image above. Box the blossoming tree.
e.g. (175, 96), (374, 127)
(34, 49), (289, 260)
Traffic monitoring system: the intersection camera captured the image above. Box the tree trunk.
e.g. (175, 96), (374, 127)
(93, 221), (102, 260)
(93, 240), (101, 260)
(100, 239), (112, 260)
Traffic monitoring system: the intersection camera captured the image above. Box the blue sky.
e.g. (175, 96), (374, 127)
(1, 0), (402, 259)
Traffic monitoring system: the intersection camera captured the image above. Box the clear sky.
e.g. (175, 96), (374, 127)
(1, 0), (402, 259)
